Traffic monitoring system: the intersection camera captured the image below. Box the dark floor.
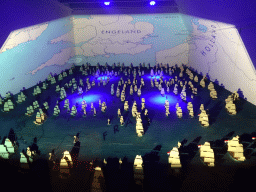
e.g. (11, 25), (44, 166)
(1, 64), (256, 192)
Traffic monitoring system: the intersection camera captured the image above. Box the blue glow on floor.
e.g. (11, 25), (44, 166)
(97, 76), (108, 81)
(147, 75), (165, 79)
(76, 94), (101, 104)
(149, 94), (178, 106)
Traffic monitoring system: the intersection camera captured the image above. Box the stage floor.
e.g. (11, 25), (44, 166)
(1, 66), (256, 191)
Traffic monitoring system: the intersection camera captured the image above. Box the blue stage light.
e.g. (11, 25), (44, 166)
(97, 76), (108, 81)
(104, 2), (110, 5)
(150, 95), (171, 105)
(154, 75), (162, 79)
(147, 75), (164, 79)
(150, 1), (156, 5)
(76, 94), (101, 104)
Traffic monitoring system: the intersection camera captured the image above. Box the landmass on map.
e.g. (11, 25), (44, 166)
(189, 18), (256, 105)
(27, 15), (154, 75)
(0, 23), (49, 53)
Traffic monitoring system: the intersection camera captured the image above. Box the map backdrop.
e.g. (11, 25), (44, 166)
(1, 13), (256, 106)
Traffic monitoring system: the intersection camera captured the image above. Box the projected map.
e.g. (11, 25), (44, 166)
(0, 14), (256, 106)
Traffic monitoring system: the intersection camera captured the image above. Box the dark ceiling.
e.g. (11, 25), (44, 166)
(57, 0), (179, 12)
(56, 0), (256, 29)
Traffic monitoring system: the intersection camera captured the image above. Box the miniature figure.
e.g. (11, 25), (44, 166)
(161, 88), (165, 97)
(124, 101), (129, 111)
(118, 108), (121, 117)
(173, 84), (178, 95)
(176, 107), (182, 118)
(120, 116), (124, 126)
(91, 103), (94, 111)
(166, 108), (170, 117)
(94, 108), (96, 116)
(78, 86), (83, 95)
(141, 102), (145, 110)
(83, 108), (86, 117)
(73, 136), (79, 144)
(137, 88), (141, 97)
(101, 102), (107, 112)
(198, 110), (209, 127)
(142, 109), (148, 118)
(134, 85), (138, 92)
